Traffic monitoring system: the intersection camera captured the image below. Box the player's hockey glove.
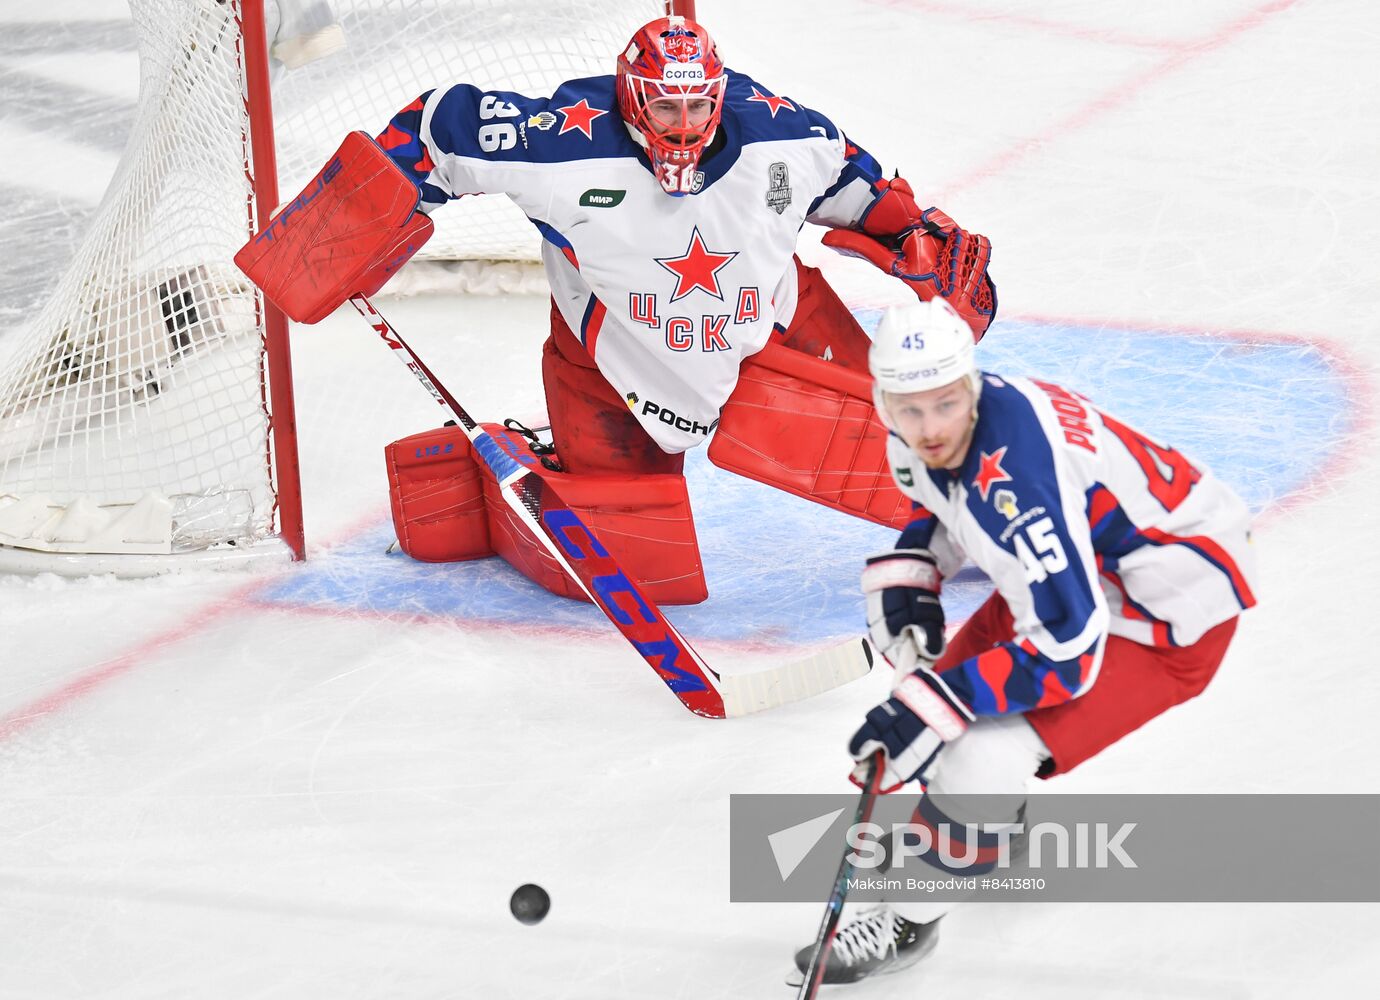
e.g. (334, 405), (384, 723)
(862, 548), (946, 677)
(849, 654), (974, 792)
(822, 177), (996, 338)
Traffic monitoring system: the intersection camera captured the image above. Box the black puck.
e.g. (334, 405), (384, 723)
(510, 883), (550, 925)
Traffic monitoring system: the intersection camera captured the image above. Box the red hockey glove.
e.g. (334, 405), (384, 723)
(823, 177), (996, 339)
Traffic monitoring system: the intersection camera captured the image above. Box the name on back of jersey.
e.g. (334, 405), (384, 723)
(1033, 379), (1098, 454)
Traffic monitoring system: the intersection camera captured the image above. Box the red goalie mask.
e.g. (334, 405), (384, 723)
(616, 16), (726, 196)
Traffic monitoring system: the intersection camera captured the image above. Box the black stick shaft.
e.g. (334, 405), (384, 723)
(797, 751), (885, 999)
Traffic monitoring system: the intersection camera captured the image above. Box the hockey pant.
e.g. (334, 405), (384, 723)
(938, 590), (1239, 777)
(385, 257), (909, 604)
(876, 594), (1237, 925)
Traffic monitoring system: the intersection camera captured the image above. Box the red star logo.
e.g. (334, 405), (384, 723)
(555, 99), (608, 139)
(747, 88), (796, 117)
(654, 227), (738, 301)
(974, 447), (1013, 502)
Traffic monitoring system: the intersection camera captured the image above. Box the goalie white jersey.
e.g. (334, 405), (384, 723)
(888, 374), (1258, 715)
(378, 69), (888, 453)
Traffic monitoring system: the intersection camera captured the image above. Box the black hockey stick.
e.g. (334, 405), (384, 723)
(350, 294), (873, 717)
(796, 751), (886, 998)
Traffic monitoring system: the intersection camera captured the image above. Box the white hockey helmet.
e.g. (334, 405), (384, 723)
(869, 298), (981, 427)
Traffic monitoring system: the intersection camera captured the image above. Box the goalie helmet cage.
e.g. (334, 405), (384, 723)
(0, 0), (691, 577)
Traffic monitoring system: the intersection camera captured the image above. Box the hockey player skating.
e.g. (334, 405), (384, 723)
(793, 298), (1258, 983)
(361, 14), (997, 603)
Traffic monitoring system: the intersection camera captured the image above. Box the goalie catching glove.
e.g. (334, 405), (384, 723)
(234, 130), (433, 323)
(823, 175), (995, 338)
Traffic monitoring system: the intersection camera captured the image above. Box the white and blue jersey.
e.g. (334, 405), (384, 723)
(889, 375), (1257, 717)
(377, 69), (892, 453)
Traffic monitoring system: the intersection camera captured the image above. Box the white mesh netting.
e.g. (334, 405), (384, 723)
(0, 0), (664, 569)
(272, 0), (667, 263)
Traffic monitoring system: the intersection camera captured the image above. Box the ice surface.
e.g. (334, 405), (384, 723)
(2, 2), (1378, 998)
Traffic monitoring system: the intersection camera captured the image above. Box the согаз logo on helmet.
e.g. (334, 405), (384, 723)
(897, 367), (941, 382)
(663, 64), (706, 84)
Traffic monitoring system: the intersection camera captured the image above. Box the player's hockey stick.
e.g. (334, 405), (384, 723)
(349, 294), (872, 718)
(795, 751), (886, 997)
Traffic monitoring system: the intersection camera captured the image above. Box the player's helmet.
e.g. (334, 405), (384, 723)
(616, 16), (726, 196)
(869, 298), (982, 429)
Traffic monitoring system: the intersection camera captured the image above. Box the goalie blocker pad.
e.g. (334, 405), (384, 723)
(385, 423), (708, 606)
(708, 342), (912, 529)
(235, 130), (433, 323)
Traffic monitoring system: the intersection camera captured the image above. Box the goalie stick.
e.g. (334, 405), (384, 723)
(349, 295), (872, 718)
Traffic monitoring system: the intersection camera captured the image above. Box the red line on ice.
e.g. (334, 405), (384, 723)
(0, 585), (251, 742)
(0, 509), (384, 744)
(865, 0), (1181, 50)
(928, 0), (1302, 200)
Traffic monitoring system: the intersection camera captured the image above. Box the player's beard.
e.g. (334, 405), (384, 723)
(911, 415), (976, 471)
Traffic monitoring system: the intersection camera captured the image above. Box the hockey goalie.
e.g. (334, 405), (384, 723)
(237, 13), (997, 605)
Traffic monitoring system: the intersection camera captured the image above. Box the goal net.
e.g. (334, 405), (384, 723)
(0, 0), (669, 575)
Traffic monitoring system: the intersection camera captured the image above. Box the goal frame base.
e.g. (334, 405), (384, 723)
(0, 537), (295, 579)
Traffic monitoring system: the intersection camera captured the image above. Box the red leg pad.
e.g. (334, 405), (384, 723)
(708, 342), (911, 529)
(480, 424), (708, 606)
(385, 425), (493, 562)
(387, 423), (706, 602)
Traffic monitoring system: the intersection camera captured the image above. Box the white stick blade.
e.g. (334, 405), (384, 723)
(719, 639), (874, 718)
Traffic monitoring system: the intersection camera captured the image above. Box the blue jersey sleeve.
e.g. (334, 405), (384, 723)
(946, 632), (1103, 717)
(375, 77), (628, 209)
(423, 84), (542, 164)
(897, 502), (939, 550)
(376, 85), (552, 208)
(376, 90), (452, 209)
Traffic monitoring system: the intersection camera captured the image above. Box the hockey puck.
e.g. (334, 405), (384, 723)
(510, 883), (550, 925)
